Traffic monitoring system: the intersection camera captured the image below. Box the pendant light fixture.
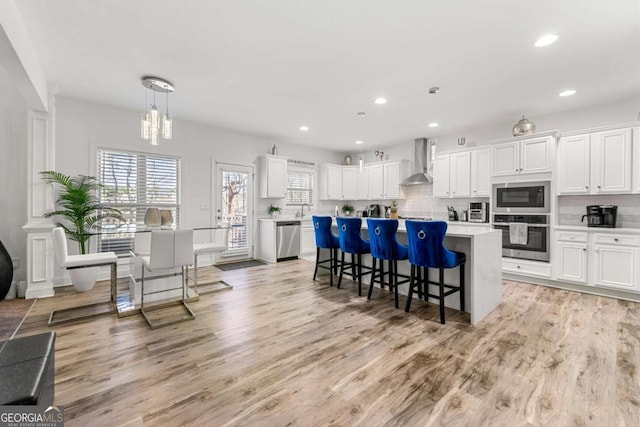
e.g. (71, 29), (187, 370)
(357, 112), (366, 172)
(141, 77), (174, 145)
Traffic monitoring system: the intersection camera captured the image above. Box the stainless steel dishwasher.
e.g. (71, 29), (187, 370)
(276, 221), (301, 261)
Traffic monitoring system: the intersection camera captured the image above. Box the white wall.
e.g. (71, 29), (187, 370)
(0, 68), (28, 281)
(54, 97), (343, 253)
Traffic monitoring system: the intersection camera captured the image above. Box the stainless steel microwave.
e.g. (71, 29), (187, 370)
(493, 181), (550, 213)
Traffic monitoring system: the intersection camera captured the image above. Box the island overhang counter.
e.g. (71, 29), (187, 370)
(328, 220), (502, 325)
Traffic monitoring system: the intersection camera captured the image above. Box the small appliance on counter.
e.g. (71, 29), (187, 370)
(582, 205), (617, 228)
(365, 204), (382, 218)
(447, 206), (459, 222)
(468, 202), (489, 223)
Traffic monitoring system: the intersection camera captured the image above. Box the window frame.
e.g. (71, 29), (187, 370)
(96, 147), (182, 254)
(286, 163), (315, 206)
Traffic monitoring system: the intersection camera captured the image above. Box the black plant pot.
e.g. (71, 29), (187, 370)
(0, 240), (13, 300)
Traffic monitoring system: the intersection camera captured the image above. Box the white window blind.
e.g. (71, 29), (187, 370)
(97, 148), (181, 253)
(286, 160), (314, 205)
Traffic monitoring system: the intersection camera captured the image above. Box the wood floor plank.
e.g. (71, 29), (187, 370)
(6, 259), (640, 426)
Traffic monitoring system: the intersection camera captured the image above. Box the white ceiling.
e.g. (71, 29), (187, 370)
(14, 0), (640, 152)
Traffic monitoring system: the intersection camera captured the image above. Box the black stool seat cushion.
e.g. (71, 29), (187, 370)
(0, 332), (56, 405)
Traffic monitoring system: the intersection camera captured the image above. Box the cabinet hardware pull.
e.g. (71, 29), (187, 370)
(582, 248), (586, 251)
(614, 238), (619, 242)
(597, 185), (601, 189)
(516, 265), (521, 269)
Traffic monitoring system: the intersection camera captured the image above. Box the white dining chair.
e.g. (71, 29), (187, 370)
(49, 227), (119, 325)
(139, 229), (195, 329)
(191, 224), (232, 294)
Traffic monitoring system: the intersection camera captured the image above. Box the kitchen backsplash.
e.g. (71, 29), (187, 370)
(557, 194), (640, 228)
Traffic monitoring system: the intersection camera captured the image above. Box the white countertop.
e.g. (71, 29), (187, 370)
(329, 218), (496, 238)
(554, 225), (640, 234)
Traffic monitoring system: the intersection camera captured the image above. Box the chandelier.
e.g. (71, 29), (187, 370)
(140, 77), (174, 145)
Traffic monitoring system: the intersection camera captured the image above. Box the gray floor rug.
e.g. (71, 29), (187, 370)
(215, 260), (268, 271)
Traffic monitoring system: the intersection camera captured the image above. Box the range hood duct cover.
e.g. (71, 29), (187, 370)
(401, 138), (434, 185)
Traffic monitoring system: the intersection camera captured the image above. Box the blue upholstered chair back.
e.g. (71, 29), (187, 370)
(366, 219), (408, 261)
(337, 217), (370, 254)
(405, 220), (464, 269)
(312, 216), (339, 249)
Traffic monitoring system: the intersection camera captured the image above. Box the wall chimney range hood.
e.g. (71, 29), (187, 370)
(401, 138), (435, 185)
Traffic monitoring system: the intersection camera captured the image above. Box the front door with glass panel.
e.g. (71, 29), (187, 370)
(216, 163), (253, 261)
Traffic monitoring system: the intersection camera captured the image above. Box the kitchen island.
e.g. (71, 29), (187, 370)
(330, 220), (502, 325)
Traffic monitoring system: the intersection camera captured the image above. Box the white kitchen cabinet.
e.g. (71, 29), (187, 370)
(259, 154), (287, 198)
(433, 156), (450, 198)
(558, 127), (633, 195)
(492, 137), (551, 177)
(502, 258), (551, 278)
(591, 128), (632, 193)
(435, 150), (486, 199)
(383, 161), (402, 199)
(471, 149), (491, 196)
(450, 152), (471, 197)
(368, 164), (384, 199)
(557, 134), (590, 194)
(555, 230), (589, 284)
(300, 222), (315, 255)
(366, 160), (408, 199)
(324, 164), (343, 200)
(342, 167), (358, 199)
(591, 233), (640, 293)
(356, 167), (370, 199)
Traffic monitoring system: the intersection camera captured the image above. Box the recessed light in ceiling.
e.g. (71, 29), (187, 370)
(299, 126), (309, 131)
(559, 89), (576, 97)
(355, 140), (363, 145)
(535, 34), (558, 47)
(428, 122), (439, 128)
(374, 97), (387, 105)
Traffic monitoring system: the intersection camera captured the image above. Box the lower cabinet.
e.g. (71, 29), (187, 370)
(555, 231), (588, 284)
(502, 258), (551, 278)
(591, 235), (640, 292)
(300, 222), (315, 255)
(553, 229), (640, 293)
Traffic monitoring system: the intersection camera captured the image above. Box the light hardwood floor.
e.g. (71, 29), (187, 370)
(13, 259), (640, 426)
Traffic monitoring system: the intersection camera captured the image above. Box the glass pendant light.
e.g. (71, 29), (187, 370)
(140, 77), (175, 145)
(357, 112), (366, 172)
(162, 90), (172, 139)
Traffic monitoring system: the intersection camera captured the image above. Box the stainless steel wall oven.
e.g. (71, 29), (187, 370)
(493, 214), (550, 262)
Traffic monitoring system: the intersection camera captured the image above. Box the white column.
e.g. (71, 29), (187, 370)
(22, 95), (56, 299)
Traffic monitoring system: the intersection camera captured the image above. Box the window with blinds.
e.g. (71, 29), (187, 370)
(97, 148), (181, 253)
(286, 160), (315, 205)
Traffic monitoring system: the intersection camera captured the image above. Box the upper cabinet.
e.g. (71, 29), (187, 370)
(434, 149), (489, 198)
(471, 149), (491, 196)
(320, 164), (358, 200)
(259, 154), (287, 198)
(558, 127), (634, 195)
(492, 136), (552, 177)
(367, 160), (409, 199)
(320, 160), (408, 201)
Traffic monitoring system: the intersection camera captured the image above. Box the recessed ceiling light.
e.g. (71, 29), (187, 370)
(559, 89), (576, 97)
(374, 97), (387, 105)
(428, 122), (439, 128)
(355, 140), (363, 145)
(299, 126), (309, 131)
(535, 34), (558, 47)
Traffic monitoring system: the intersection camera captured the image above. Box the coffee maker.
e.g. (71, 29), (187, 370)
(582, 205), (617, 228)
(365, 204), (382, 218)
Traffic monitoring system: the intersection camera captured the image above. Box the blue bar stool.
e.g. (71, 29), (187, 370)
(337, 217), (372, 296)
(366, 218), (410, 308)
(312, 216), (341, 286)
(405, 220), (466, 324)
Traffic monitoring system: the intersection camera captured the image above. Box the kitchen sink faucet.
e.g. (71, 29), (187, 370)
(297, 203), (309, 218)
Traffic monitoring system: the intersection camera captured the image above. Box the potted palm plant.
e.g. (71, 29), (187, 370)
(41, 171), (124, 291)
